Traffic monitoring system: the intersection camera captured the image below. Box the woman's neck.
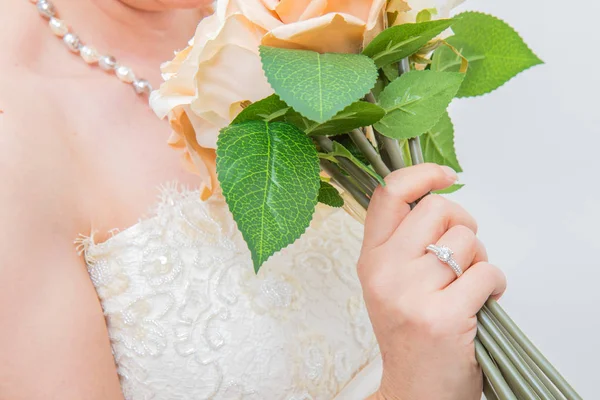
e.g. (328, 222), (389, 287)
(51, 0), (206, 63)
(3, 0), (206, 82)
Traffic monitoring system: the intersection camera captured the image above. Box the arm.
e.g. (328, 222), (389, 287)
(0, 127), (124, 399)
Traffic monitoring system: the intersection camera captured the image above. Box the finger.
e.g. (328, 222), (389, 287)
(416, 225), (488, 291)
(363, 164), (458, 251)
(443, 262), (507, 316)
(386, 194), (478, 260)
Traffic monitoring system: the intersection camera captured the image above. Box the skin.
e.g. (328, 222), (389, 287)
(0, 1), (505, 399)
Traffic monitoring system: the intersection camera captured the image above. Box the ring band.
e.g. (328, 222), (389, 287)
(426, 244), (463, 277)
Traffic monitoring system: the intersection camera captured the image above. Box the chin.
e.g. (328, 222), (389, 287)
(125, 0), (214, 10)
(156, 0), (214, 9)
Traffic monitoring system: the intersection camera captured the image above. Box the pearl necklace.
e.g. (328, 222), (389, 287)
(32, 0), (153, 96)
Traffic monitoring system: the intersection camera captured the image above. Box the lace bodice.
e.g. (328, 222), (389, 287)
(79, 186), (382, 400)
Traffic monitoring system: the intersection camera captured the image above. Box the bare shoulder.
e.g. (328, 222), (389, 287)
(0, 70), (83, 233)
(0, 72), (124, 399)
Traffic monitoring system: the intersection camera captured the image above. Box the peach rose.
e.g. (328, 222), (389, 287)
(152, 0), (466, 199)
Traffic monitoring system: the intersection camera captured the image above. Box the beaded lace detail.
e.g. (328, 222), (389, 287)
(78, 186), (379, 400)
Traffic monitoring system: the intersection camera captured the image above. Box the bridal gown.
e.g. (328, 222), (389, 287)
(78, 185), (383, 400)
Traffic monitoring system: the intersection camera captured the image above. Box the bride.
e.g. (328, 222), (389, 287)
(0, 1), (506, 399)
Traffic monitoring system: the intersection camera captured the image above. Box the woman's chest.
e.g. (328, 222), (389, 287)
(61, 82), (200, 239)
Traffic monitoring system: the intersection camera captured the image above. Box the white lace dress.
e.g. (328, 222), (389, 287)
(79, 186), (383, 400)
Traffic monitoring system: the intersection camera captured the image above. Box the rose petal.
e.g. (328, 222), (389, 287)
(363, 0), (386, 47)
(260, 0), (280, 11)
(223, 0), (283, 30)
(276, 0), (327, 23)
(169, 107), (218, 200)
(323, 0), (373, 22)
(167, 131), (185, 149)
(190, 44), (273, 148)
(262, 12), (367, 53)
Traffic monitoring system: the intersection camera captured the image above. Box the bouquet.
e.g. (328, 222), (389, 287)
(151, 1), (582, 398)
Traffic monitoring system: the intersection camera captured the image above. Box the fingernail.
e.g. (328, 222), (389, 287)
(441, 166), (458, 181)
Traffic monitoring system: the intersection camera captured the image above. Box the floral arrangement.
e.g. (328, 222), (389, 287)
(151, 0), (581, 398)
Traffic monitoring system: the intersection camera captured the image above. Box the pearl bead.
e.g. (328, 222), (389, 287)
(36, 0), (56, 19)
(62, 33), (81, 53)
(133, 79), (152, 95)
(116, 65), (135, 83)
(99, 55), (117, 72)
(49, 18), (68, 37)
(80, 45), (100, 64)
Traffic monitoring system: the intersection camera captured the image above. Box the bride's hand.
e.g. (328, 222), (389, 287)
(359, 164), (507, 400)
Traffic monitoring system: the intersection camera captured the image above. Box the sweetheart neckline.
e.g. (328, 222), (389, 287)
(76, 183), (204, 255)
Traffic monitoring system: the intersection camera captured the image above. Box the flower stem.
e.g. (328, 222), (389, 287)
(320, 160), (370, 210)
(475, 338), (518, 400)
(349, 129), (391, 178)
(408, 136), (425, 165)
(486, 300), (583, 400)
(479, 308), (557, 400)
(380, 133), (406, 170)
(484, 375), (500, 400)
(399, 57), (410, 75)
(477, 323), (539, 399)
(315, 136), (378, 195)
(364, 92), (406, 171)
(486, 306), (566, 400)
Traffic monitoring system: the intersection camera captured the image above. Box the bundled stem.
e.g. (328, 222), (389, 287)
(349, 129), (391, 178)
(486, 301), (582, 400)
(315, 136), (378, 196)
(320, 159), (370, 210)
(408, 136), (425, 165)
(479, 309), (557, 400)
(476, 338), (517, 400)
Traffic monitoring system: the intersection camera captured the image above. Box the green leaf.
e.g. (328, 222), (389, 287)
(216, 121), (321, 272)
(374, 70), (464, 139)
(432, 12), (543, 97)
(416, 8), (437, 23)
(318, 181), (344, 208)
(330, 141), (386, 186)
(363, 19), (453, 68)
(382, 63), (400, 82)
(259, 46), (378, 123)
(433, 184), (464, 194)
(286, 101), (385, 136)
(333, 135), (370, 165)
(231, 94), (290, 125)
(421, 112), (462, 172)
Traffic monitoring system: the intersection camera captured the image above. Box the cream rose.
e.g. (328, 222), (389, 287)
(150, 0), (462, 199)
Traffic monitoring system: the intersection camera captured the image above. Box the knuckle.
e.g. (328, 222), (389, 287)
(419, 194), (448, 213)
(449, 225), (478, 250)
(450, 224), (476, 240)
(474, 262), (507, 286)
(382, 168), (404, 187)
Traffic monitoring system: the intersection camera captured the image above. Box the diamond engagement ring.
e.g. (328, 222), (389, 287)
(426, 245), (463, 277)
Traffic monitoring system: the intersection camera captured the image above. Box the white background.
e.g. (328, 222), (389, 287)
(449, 0), (600, 397)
